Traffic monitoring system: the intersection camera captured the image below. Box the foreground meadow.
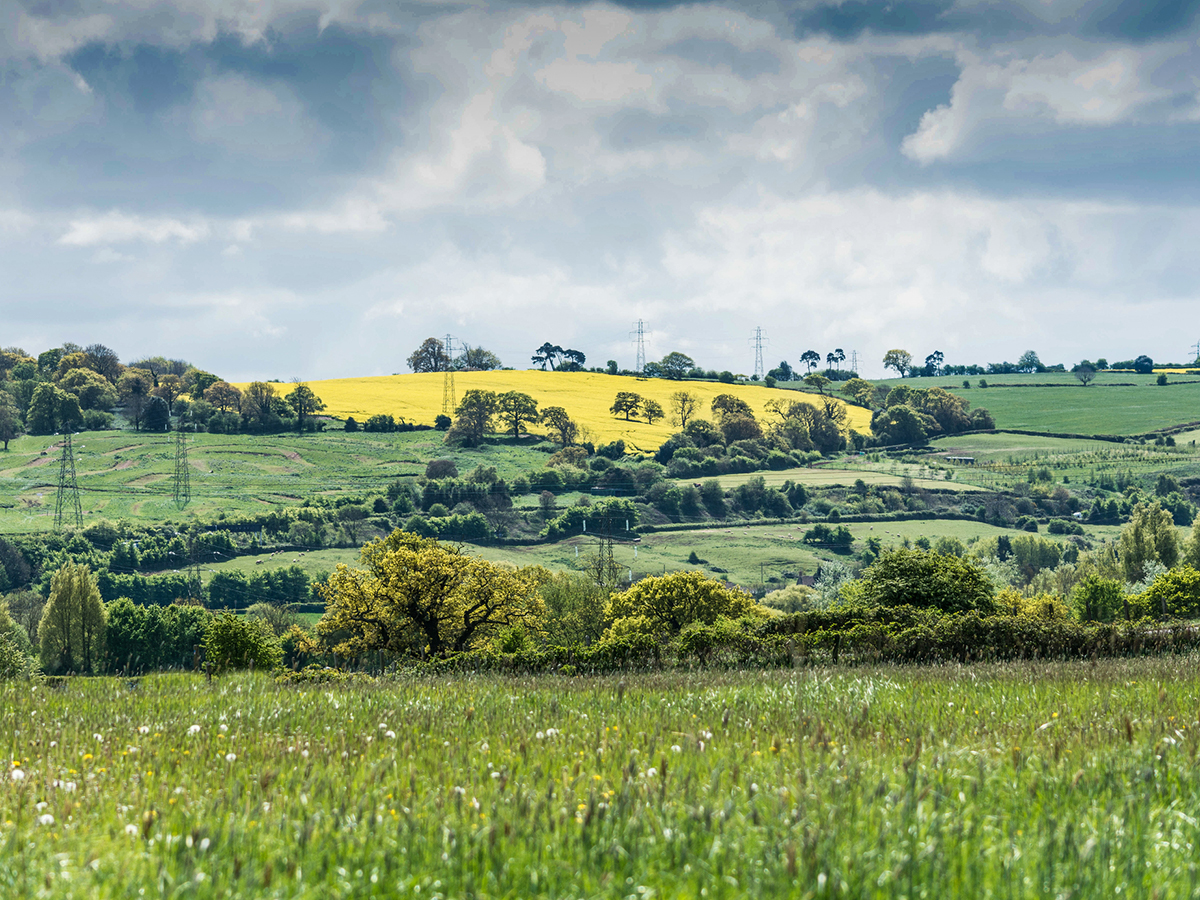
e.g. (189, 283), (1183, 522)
(4, 660), (1200, 898)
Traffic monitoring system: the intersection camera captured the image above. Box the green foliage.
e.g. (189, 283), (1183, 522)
(1136, 566), (1200, 620)
(605, 570), (759, 636)
(202, 612), (283, 672)
(39, 562), (107, 674)
(318, 531), (544, 657)
(1120, 501), (1180, 582)
(1069, 573), (1125, 623)
(543, 498), (638, 540)
(860, 548), (994, 614)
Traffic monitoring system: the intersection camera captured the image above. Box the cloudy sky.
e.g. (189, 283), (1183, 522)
(4, 0), (1200, 380)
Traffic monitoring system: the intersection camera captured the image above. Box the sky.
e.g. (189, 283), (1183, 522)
(4, 0), (1200, 381)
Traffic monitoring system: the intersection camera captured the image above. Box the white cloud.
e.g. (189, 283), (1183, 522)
(58, 212), (211, 246)
(903, 45), (1174, 163)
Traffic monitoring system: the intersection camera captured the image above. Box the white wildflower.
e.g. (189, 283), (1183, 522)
(10, 768), (24, 782)
(671, 745), (682, 753)
(385, 731), (396, 740)
(188, 725), (201, 735)
(138, 726), (150, 735)
(38, 814), (55, 826)
(125, 824), (139, 837)
(225, 753), (236, 763)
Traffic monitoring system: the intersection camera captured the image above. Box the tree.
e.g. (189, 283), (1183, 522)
(497, 391), (539, 438)
(541, 406), (578, 445)
(285, 382), (326, 432)
(0, 394), (23, 449)
(449, 389), (498, 445)
(119, 370), (152, 429)
(83, 343), (122, 382)
(1120, 501), (1180, 583)
(605, 570), (758, 636)
(202, 612), (283, 672)
(531, 342), (564, 370)
(659, 352), (695, 380)
(1072, 363), (1097, 386)
(924, 350), (944, 376)
(317, 531), (544, 657)
(610, 392), (642, 421)
(39, 562), (107, 674)
(26, 383), (81, 435)
(58, 368), (118, 410)
(241, 381), (278, 430)
(669, 391), (698, 428)
(882, 349), (912, 377)
(799, 350), (821, 374)
(870, 404), (931, 445)
(559, 349), (587, 371)
(826, 349), (845, 372)
(1017, 350), (1043, 373)
(768, 360), (794, 382)
(456, 345), (502, 370)
(142, 396), (170, 432)
(803, 373), (831, 395)
(153, 373), (183, 414)
(643, 399), (664, 424)
(840, 377), (875, 407)
(407, 338), (450, 373)
(204, 380), (242, 412)
(185, 369), (222, 399)
(1133, 355), (1154, 374)
(861, 549), (994, 614)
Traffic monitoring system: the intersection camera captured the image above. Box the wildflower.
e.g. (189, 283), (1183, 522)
(49, 742), (57, 748)
(38, 814), (54, 826)
(225, 753), (236, 763)
(10, 768), (24, 782)
(125, 824), (139, 837)
(671, 745), (682, 753)
(188, 725), (201, 736)
(139, 726), (150, 735)
(93, 733), (103, 742)
(646, 767), (658, 778)
(199, 838), (210, 852)
(536, 731), (545, 740)
(219, 724), (228, 732)
(379, 723), (388, 730)
(385, 731), (396, 740)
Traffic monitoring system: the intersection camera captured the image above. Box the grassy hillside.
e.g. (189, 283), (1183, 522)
(0, 429), (550, 533)
(873, 372), (1200, 435)
(243, 371), (873, 450)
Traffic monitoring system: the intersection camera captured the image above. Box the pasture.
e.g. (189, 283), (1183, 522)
(0, 429), (551, 534)
(871, 372), (1200, 435)
(244, 371), (873, 451)
(5, 660), (1200, 898)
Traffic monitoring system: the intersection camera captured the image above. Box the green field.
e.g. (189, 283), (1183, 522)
(0, 430), (553, 533)
(681, 463), (989, 492)
(6, 661), (1200, 898)
(870, 372), (1200, 435)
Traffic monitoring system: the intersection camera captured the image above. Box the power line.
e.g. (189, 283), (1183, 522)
(54, 433), (82, 530)
(751, 327), (766, 380)
(631, 320), (647, 375)
(174, 419), (191, 509)
(442, 333), (456, 415)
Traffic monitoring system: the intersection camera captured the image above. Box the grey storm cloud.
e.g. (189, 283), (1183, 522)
(3, 0), (1200, 380)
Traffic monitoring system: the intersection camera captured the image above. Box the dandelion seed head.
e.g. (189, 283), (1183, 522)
(125, 824), (139, 837)
(385, 731), (395, 739)
(38, 814), (54, 826)
(188, 725), (201, 735)
(10, 768), (24, 781)
(225, 753), (236, 763)
(139, 726), (150, 735)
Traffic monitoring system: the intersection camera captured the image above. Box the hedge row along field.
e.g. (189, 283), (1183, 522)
(4, 661), (1200, 898)
(238, 371), (873, 450)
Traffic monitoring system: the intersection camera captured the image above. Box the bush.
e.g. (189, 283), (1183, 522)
(860, 549), (994, 614)
(1047, 518), (1084, 535)
(82, 410), (113, 430)
(201, 612), (283, 673)
(425, 459), (459, 480)
(1070, 574), (1125, 623)
(605, 570), (759, 636)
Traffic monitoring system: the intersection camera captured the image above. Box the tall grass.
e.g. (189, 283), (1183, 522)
(4, 659), (1200, 897)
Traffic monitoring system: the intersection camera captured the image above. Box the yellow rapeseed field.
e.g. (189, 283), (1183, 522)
(237, 372), (872, 450)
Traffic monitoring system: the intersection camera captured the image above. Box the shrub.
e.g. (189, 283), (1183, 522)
(605, 570), (759, 636)
(860, 549), (994, 615)
(202, 612), (283, 672)
(1070, 574), (1125, 623)
(425, 459), (459, 480)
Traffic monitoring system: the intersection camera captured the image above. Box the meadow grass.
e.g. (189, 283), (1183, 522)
(245, 372), (873, 452)
(0, 430), (552, 534)
(870, 372), (1200, 435)
(6, 660), (1200, 898)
